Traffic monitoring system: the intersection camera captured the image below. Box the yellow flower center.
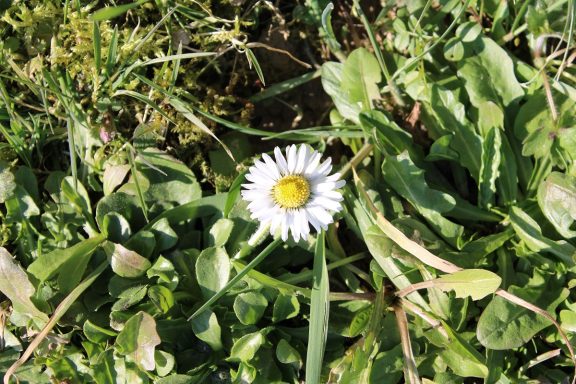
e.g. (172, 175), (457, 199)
(273, 175), (311, 209)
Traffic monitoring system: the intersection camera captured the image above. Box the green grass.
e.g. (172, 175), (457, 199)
(1, 1), (576, 383)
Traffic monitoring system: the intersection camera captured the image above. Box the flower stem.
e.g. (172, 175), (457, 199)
(233, 223), (271, 260)
(338, 143), (373, 180)
(187, 237), (282, 321)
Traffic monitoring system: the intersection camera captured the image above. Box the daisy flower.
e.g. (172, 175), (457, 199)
(241, 144), (346, 242)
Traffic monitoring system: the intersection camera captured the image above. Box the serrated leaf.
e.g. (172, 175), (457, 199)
(478, 127), (502, 208)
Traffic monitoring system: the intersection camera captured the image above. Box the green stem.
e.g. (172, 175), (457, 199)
(187, 238), (282, 321)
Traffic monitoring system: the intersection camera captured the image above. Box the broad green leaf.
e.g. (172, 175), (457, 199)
(148, 285), (175, 313)
(115, 311), (161, 371)
(28, 234), (105, 282)
(102, 212), (131, 243)
(111, 285), (148, 311)
(444, 37), (465, 61)
(83, 320), (117, 343)
(92, 349), (117, 384)
(61, 176), (92, 215)
(456, 21), (482, 42)
(233, 292), (268, 325)
(432, 269), (501, 301)
(477, 101), (504, 136)
(149, 218), (178, 252)
(359, 110), (415, 158)
(306, 231), (329, 384)
(457, 37), (524, 107)
(509, 206), (576, 266)
(321, 62), (361, 123)
(272, 293), (300, 322)
(229, 331), (265, 362)
(195, 247), (230, 299)
(477, 273), (568, 349)
(190, 309), (223, 351)
(103, 164), (130, 195)
(110, 243), (152, 278)
(209, 218), (234, 247)
(514, 91), (575, 159)
(154, 350), (175, 377)
(537, 172), (576, 238)
(341, 48), (381, 109)
(382, 151), (463, 246)
(560, 310), (576, 332)
(96, 192), (142, 231)
(427, 322), (488, 378)
(0, 247), (48, 326)
(407, 77), (483, 181)
(5, 186), (40, 220)
(123, 148), (201, 205)
(478, 127), (502, 208)
(369, 346), (403, 383)
(147, 256), (178, 290)
(276, 339), (302, 369)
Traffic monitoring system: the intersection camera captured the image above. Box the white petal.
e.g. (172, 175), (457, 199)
(294, 145), (309, 174)
(242, 189), (270, 201)
(290, 216), (300, 242)
(274, 147), (289, 175)
(270, 208), (283, 234)
(281, 211), (290, 241)
(316, 158), (333, 176)
(262, 153), (281, 180)
(287, 145), (298, 174)
(312, 181), (344, 193)
(298, 209), (310, 237)
(311, 196), (343, 212)
(305, 208), (322, 232)
(245, 172), (275, 187)
(306, 206), (333, 230)
(304, 151), (322, 175)
(317, 190), (344, 201)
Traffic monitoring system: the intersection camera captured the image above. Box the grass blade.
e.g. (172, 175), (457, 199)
(306, 231), (330, 384)
(91, 0), (147, 21)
